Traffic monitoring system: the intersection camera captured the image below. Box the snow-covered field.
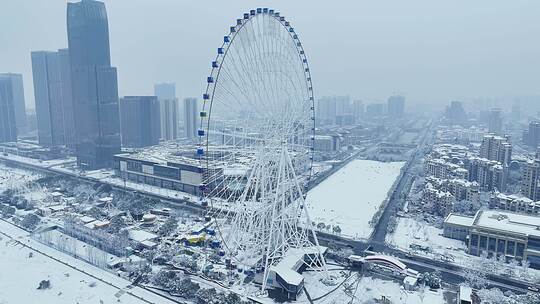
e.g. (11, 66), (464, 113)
(306, 159), (405, 239)
(0, 220), (177, 304)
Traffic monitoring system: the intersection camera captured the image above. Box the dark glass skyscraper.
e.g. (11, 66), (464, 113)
(67, 0), (120, 169)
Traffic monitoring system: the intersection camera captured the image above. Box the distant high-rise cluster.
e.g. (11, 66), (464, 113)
(119, 96), (161, 148)
(0, 73), (26, 142)
(487, 108), (503, 135)
(31, 49), (75, 147)
(67, 0), (121, 169)
(445, 101), (466, 125)
(387, 95), (405, 118)
(183, 97), (198, 139)
(154, 83), (179, 141)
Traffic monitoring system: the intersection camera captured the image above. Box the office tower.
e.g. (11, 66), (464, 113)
(479, 134), (512, 165)
(0, 77), (17, 142)
(183, 97), (198, 139)
(154, 83), (179, 141)
(352, 99), (364, 123)
(67, 0), (121, 169)
(0, 73), (26, 132)
(31, 49), (75, 147)
(387, 95), (405, 118)
(119, 96), (160, 148)
(521, 159), (540, 201)
(365, 102), (385, 117)
(487, 108), (503, 135)
(445, 101), (466, 125)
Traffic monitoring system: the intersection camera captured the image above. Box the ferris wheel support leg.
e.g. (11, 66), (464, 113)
(284, 147), (328, 274)
(261, 148), (286, 292)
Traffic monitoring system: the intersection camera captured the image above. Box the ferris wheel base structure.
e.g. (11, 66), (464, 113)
(197, 8), (327, 298)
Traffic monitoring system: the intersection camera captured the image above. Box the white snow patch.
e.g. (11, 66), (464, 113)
(306, 159), (405, 239)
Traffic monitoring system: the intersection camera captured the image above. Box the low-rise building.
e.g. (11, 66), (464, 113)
(443, 210), (540, 268)
(422, 182), (455, 217)
(490, 192), (540, 215)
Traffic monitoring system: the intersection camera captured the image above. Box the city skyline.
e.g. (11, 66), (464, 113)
(1, 1), (539, 111)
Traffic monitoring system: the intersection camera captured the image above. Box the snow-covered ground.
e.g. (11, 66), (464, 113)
(306, 159), (405, 239)
(296, 271), (446, 304)
(386, 217), (468, 260)
(0, 162), (42, 192)
(0, 220), (177, 304)
(387, 216), (540, 284)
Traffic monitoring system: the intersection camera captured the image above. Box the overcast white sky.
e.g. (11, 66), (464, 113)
(1, 0), (539, 110)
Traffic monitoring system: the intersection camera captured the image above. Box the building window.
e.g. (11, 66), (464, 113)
(497, 239), (505, 255)
(480, 235), (487, 250)
(488, 238), (496, 252)
(516, 243), (525, 258)
(507, 241), (515, 256)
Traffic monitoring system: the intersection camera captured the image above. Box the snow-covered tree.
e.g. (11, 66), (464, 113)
(158, 217), (178, 236)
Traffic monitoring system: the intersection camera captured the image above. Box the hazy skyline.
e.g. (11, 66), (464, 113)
(1, 0), (539, 110)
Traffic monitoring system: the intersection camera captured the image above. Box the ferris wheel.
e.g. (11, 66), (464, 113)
(197, 8), (326, 292)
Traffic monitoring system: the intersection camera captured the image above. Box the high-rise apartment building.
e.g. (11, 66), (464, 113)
(0, 77), (18, 142)
(352, 99), (364, 122)
(119, 96), (160, 148)
(183, 97), (198, 139)
(387, 95), (405, 118)
(67, 0), (121, 169)
(154, 83), (178, 141)
(31, 49), (75, 147)
(479, 134), (512, 165)
(0, 73), (26, 133)
(523, 121), (540, 148)
(521, 159), (540, 201)
(487, 108), (503, 135)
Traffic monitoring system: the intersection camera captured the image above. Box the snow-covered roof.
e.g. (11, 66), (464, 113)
(459, 285), (472, 301)
(472, 210), (540, 238)
(270, 265), (304, 286)
(444, 213), (475, 227)
(128, 229), (158, 243)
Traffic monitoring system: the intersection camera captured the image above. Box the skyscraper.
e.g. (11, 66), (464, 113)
(0, 77), (17, 142)
(67, 0), (120, 169)
(119, 96), (161, 148)
(31, 49), (75, 147)
(387, 95), (405, 118)
(154, 83), (179, 141)
(0, 73), (26, 133)
(183, 97), (198, 139)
